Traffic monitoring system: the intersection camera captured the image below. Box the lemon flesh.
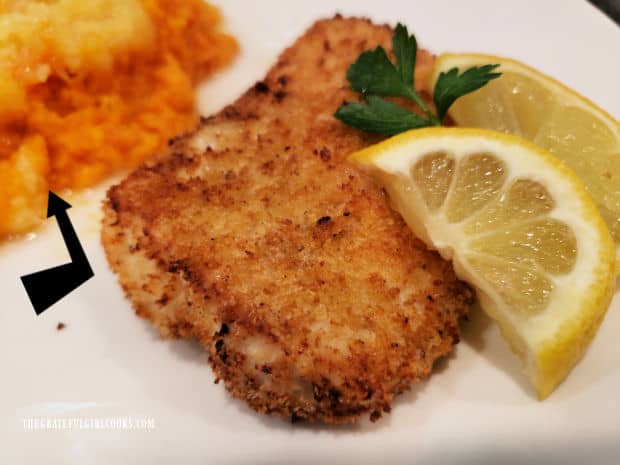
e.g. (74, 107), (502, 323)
(352, 127), (615, 398)
(429, 54), (620, 271)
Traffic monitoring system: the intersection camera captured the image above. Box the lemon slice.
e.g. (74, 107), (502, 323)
(429, 54), (620, 271)
(351, 127), (615, 398)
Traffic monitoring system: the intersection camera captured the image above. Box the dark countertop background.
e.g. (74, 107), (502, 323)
(588, 0), (620, 23)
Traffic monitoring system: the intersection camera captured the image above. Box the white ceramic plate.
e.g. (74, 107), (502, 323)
(1, 1), (619, 463)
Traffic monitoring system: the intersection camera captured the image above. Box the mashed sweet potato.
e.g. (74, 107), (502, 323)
(0, 0), (237, 236)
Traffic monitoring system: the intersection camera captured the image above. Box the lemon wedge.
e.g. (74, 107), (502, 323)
(429, 54), (620, 271)
(351, 127), (615, 398)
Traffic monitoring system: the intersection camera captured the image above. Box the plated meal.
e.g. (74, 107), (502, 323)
(2, 0), (619, 430)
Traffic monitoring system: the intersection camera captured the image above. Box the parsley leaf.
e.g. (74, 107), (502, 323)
(433, 64), (501, 121)
(335, 96), (431, 136)
(335, 22), (501, 136)
(346, 46), (414, 99)
(392, 23), (417, 89)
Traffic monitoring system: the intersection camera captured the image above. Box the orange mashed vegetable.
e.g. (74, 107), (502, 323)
(0, 0), (237, 236)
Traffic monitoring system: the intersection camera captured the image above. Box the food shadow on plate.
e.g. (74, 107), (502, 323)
(461, 302), (533, 397)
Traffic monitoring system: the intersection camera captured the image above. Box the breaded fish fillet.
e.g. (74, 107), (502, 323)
(102, 16), (473, 423)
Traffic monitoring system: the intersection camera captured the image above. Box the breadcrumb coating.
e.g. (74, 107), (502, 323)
(102, 16), (473, 423)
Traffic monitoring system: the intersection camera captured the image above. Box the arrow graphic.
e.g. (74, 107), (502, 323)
(20, 192), (94, 315)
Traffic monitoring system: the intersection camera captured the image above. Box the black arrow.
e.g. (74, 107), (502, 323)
(20, 191), (94, 315)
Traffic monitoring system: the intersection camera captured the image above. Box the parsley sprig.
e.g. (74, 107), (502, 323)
(335, 23), (501, 135)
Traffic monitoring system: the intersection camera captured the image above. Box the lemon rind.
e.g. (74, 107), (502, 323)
(429, 53), (620, 270)
(351, 127), (616, 398)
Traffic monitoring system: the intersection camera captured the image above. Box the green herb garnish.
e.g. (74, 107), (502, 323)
(335, 23), (501, 135)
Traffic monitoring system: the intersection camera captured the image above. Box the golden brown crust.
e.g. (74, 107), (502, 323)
(102, 16), (473, 424)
